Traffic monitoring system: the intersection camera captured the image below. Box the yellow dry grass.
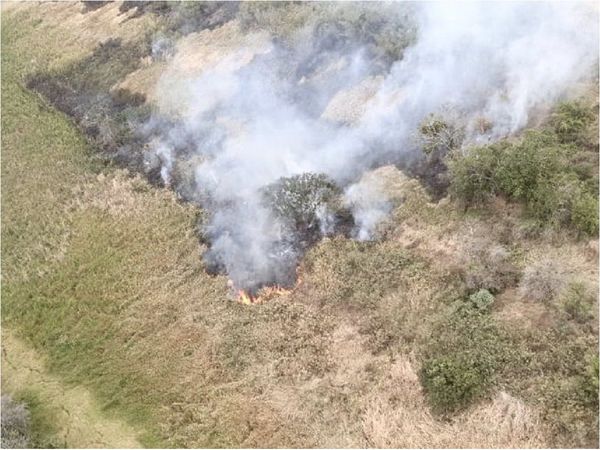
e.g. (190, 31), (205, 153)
(117, 19), (272, 114)
(321, 75), (384, 124)
(360, 355), (548, 448)
(1, 1), (157, 74)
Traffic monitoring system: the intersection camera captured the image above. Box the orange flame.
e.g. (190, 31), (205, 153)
(238, 289), (254, 305)
(235, 285), (291, 305)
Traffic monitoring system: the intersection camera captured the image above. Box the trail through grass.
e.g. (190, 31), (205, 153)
(2, 330), (141, 448)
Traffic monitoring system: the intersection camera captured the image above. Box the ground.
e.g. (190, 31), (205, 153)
(1, 2), (598, 448)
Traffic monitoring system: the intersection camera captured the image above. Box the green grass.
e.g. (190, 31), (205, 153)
(1, 12), (194, 446)
(13, 390), (63, 449)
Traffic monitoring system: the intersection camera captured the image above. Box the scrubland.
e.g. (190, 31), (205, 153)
(1, 2), (598, 448)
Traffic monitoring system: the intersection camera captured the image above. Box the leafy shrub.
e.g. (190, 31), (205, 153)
(571, 191), (599, 236)
(1, 395), (30, 449)
(421, 354), (492, 414)
(561, 281), (595, 323)
(551, 100), (595, 145)
(580, 356), (599, 408)
(262, 173), (349, 232)
(518, 258), (566, 302)
(447, 142), (502, 204)
(449, 119), (598, 235)
(468, 289), (494, 310)
(420, 299), (504, 413)
(239, 2), (416, 65)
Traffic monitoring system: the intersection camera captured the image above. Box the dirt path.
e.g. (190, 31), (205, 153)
(1, 329), (142, 448)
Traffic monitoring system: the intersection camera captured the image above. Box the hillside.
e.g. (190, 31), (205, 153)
(1, 2), (598, 448)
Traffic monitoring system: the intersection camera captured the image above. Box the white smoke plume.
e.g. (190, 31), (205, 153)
(143, 1), (598, 292)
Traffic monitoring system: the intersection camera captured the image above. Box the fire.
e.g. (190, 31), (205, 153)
(231, 267), (304, 305)
(234, 285), (291, 305)
(238, 289), (254, 305)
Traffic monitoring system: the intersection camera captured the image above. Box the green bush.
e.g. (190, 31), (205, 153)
(580, 356), (599, 408)
(421, 355), (490, 414)
(571, 192), (599, 236)
(447, 143), (502, 204)
(239, 2), (416, 64)
(468, 289), (494, 310)
(449, 116), (598, 235)
(420, 299), (504, 413)
(551, 101), (595, 145)
(495, 130), (563, 203)
(261, 172), (345, 230)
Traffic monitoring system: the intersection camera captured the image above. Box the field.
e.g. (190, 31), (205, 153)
(1, 2), (598, 448)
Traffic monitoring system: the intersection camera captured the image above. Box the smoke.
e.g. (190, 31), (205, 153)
(143, 2), (598, 291)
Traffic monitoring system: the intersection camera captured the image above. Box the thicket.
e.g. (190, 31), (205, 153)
(449, 101), (598, 235)
(420, 290), (504, 414)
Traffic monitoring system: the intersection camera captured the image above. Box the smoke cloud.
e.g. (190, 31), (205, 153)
(143, 1), (598, 292)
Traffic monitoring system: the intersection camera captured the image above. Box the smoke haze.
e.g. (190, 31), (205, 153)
(143, 1), (598, 292)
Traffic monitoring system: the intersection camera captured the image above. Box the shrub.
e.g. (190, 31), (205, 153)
(261, 173), (347, 232)
(469, 289), (494, 310)
(449, 124), (598, 235)
(448, 143), (503, 204)
(420, 299), (504, 413)
(421, 354), (490, 414)
(419, 114), (465, 157)
(1, 395), (30, 449)
(551, 101), (595, 145)
(414, 113), (466, 197)
(461, 239), (518, 294)
(571, 191), (599, 236)
(494, 130), (564, 203)
(580, 356), (599, 408)
(561, 281), (595, 323)
(239, 2), (416, 64)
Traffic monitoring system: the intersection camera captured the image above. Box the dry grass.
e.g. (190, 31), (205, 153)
(361, 356), (548, 448)
(118, 19), (272, 114)
(2, 3), (598, 448)
(321, 75), (384, 124)
(1, 1), (157, 76)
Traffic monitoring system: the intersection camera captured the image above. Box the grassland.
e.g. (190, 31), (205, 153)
(1, 2), (598, 448)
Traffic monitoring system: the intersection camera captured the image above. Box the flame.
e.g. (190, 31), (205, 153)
(234, 285), (291, 305)
(231, 266), (303, 305)
(238, 289), (254, 305)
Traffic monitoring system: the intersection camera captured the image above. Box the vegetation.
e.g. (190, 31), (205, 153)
(239, 2), (417, 65)
(1, 3), (597, 448)
(420, 296), (504, 414)
(449, 101), (599, 235)
(561, 281), (595, 323)
(262, 173), (346, 232)
(518, 258), (566, 302)
(1, 395), (31, 449)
